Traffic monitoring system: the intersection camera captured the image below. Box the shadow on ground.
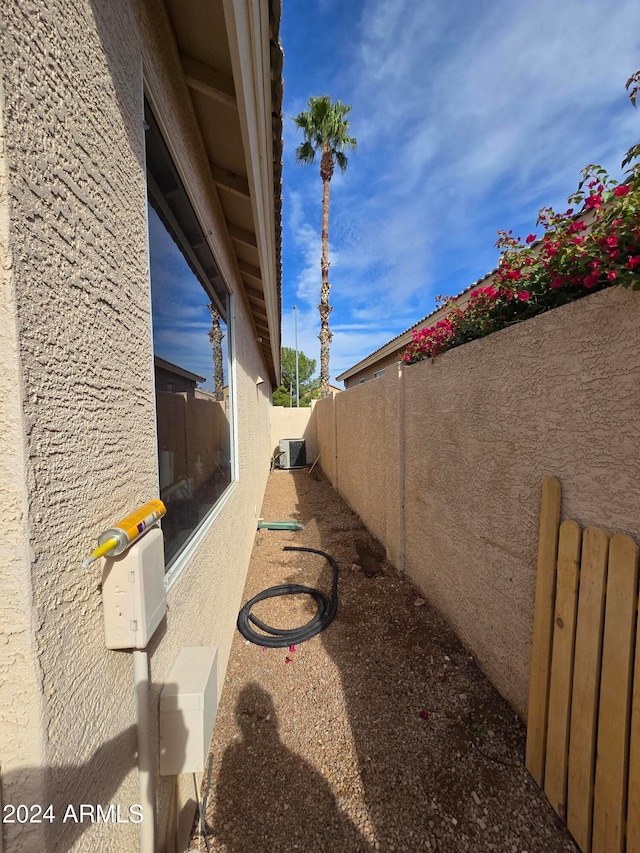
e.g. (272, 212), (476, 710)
(201, 469), (575, 853)
(212, 683), (374, 852)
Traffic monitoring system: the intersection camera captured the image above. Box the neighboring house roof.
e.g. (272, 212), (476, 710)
(160, 0), (283, 386)
(154, 356), (206, 385)
(336, 267), (498, 383)
(336, 205), (598, 386)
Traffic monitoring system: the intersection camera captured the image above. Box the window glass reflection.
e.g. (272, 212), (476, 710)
(145, 115), (233, 566)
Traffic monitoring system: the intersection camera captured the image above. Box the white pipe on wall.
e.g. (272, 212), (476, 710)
(133, 650), (155, 853)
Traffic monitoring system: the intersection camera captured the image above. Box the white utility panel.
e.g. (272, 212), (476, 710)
(101, 528), (166, 650)
(159, 646), (218, 775)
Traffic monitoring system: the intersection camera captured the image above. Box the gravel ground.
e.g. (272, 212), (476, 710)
(189, 468), (577, 853)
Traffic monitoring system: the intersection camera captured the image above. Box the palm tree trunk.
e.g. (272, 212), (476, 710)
(208, 304), (225, 401)
(319, 148), (333, 398)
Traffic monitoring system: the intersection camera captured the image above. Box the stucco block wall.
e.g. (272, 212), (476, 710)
(270, 406), (318, 463)
(334, 373), (401, 558)
(314, 395), (337, 488)
(318, 286), (640, 718)
(315, 370), (404, 569)
(1, 1), (272, 850)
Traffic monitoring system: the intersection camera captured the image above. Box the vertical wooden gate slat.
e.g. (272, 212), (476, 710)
(626, 562), (640, 853)
(567, 527), (609, 853)
(545, 519), (582, 818)
(526, 476), (562, 787)
(592, 534), (639, 853)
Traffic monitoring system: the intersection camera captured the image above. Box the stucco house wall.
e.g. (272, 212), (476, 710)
(316, 286), (640, 718)
(0, 1), (278, 850)
(341, 350), (405, 388)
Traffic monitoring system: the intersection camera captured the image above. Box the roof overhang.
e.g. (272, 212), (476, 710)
(163, 0), (283, 385)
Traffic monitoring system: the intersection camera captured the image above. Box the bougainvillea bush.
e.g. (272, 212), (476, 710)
(404, 74), (640, 365)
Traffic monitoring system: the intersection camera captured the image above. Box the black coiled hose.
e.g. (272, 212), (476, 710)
(236, 546), (338, 647)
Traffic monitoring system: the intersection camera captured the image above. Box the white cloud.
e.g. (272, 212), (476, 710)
(353, 0), (640, 200)
(281, 0), (640, 382)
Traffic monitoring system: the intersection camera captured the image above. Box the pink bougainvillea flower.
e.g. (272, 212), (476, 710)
(289, 645), (296, 653)
(419, 710), (430, 721)
(285, 656), (292, 664)
(404, 154), (639, 368)
(261, 646), (268, 652)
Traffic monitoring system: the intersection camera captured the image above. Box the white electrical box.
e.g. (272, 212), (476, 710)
(101, 528), (166, 650)
(159, 646), (218, 776)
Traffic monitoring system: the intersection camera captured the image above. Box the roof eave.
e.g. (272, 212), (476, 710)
(222, 0), (282, 386)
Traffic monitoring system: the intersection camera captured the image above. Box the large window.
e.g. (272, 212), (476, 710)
(145, 101), (234, 566)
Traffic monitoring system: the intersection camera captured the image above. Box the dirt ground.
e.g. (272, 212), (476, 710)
(188, 468), (577, 853)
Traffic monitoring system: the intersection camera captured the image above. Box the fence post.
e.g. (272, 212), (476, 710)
(333, 392), (339, 493)
(397, 361), (406, 576)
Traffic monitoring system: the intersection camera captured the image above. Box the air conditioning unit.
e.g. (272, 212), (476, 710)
(278, 439), (306, 469)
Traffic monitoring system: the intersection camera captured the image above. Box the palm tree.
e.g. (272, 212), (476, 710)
(293, 96), (357, 397)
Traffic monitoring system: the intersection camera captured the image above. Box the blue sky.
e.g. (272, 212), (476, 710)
(149, 206), (228, 389)
(280, 0), (640, 383)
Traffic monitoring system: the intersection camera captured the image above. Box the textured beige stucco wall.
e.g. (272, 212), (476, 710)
(270, 406), (318, 463)
(315, 395), (337, 488)
(1, 1), (272, 850)
(0, 68), (49, 850)
(403, 286), (640, 717)
(331, 372), (402, 560)
(327, 286), (640, 719)
(316, 373), (403, 568)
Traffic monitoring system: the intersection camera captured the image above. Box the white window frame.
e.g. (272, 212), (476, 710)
(142, 84), (239, 590)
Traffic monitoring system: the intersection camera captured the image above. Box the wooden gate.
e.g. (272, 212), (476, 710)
(526, 477), (640, 853)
